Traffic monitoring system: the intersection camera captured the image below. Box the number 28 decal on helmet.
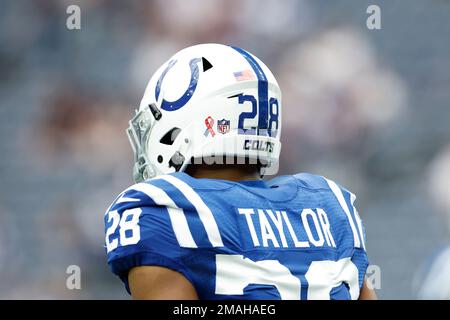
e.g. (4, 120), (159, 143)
(127, 43), (282, 182)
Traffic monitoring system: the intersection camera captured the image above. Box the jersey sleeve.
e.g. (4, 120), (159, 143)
(104, 182), (192, 294)
(330, 180), (370, 290)
(295, 173), (370, 289)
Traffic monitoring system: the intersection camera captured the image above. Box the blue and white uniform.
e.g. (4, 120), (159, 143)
(104, 172), (369, 300)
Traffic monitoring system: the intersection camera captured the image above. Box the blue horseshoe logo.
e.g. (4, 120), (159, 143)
(155, 57), (202, 111)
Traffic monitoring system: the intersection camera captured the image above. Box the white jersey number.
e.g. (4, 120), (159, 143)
(105, 208), (142, 253)
(215, 254), (359, 300)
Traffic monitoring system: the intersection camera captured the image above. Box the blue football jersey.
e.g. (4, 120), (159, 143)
(104, 172), (369, 300)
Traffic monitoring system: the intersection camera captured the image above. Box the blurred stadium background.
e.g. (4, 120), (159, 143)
(0, 0), (449, 299)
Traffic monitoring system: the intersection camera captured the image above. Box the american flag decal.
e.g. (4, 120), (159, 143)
(233, 70), (256, 82)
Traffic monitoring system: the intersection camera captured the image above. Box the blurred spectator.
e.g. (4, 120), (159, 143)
(279, 28), (406, 151)
(427, 144), (450, 234)
(277, 27), (407, 193)
(414, 144), (450, 299)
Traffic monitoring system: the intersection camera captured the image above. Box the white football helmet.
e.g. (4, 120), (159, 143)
(127, 43), (282, 182)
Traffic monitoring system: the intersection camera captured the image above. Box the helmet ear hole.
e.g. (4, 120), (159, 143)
(157, 155), (163, 163)
(160, 127), (181, 145)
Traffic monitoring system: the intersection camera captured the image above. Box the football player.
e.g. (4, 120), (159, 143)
(104, 43), (376, 300)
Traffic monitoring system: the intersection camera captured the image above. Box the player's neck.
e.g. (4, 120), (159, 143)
(189, 165), (261, 182)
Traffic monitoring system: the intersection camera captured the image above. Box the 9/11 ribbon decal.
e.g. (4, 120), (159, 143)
(204, 116), (215, 137)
